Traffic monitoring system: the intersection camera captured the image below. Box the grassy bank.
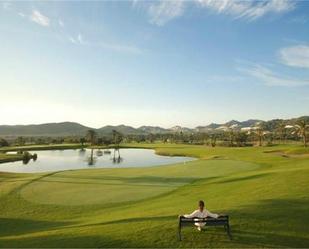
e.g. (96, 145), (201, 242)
(0, 153), (23, 163)
(0, 143), (84, 153)
(0, 144), (83, 164)
(0, 144), (308, 247)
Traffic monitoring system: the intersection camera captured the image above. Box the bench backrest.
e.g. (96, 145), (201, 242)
(179, 215), (229, 224)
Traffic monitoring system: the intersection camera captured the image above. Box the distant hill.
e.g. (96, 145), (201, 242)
(196, 123), (220, 132)
(137, 126), (169, 134)
(196, 119), (262, 132)
(97, 125), (141, 135)
(168, 126), (193, 133)
(225, 120), (241, 127)
(0, 116), (308, 137)
(240, 119), (262, 128)
(0, 122), (91, 136)
(261, 116), (309, 131)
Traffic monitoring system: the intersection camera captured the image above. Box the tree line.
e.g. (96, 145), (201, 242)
(0, 118), (308, 148)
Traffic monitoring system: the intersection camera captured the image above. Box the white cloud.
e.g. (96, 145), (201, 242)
(77, 33), (84, 44)
(30, 10), (50, 27)
(68, 33), (84, 45)
(69, 36), (77, 44)
(58, 19), (64, 27)
(238, 63), (309, 87)
(68, 33), (142, 54)
(148, 0), (185, 26)
(137, 0), (295, 26)
(197, 0), (295, 20)
(18, 12), (26, 18)
(131, 0), (141, 8)
(279, 45), (309, 69)
(97, 42), (142, 54)
(2, 2), (11, 10)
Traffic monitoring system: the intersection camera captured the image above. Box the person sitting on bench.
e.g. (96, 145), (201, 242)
(181, 200), (219, 231)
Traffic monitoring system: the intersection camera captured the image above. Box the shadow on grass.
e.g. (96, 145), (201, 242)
(10, 175), (216, 189)
(74, 215), (176, 229)
(0, 218), (72, 237)
(215, 173), (271, 184)
(0, 233), (127, 248)
(26, 177), (195, 188)
(176, 198), (309, 248)
(228, 198), (309, 247)
(0, 199), (308, 247)
(0, 216), (176, 248)
(231, 229), (309, 248)
(34, 176), (221, 189)
(49, 175), (197, 185)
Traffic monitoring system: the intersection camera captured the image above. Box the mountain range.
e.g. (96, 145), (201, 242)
(0, 116), (308, 137)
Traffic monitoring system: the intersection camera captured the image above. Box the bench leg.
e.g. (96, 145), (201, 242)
(178, 222), (182, 241)
(226, 224), (232, 240)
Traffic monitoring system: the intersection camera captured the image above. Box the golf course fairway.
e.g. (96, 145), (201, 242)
(0, 144), (308, 248)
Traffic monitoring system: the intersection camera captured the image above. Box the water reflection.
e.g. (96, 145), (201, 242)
(22, 157), (31, 165)
(87, 156), (97, 166)
(0, 148), (195, 173)
(86, 149), (123, 165)
(87, 149), (97, 166)
(96, 150), (103, 157)
(112, 148), (123, 164)
(104, 149), (111, 155)
(78, 148), (86, 156)
(22, 152), (38, 165)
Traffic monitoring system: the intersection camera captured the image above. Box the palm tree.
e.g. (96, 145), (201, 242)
(276, 122), (286, 144)
(210, 134), (217, 147)
(0, 138), (9, 147)
(86, 130), (97, 146)
(234, 131), (248, 147)
(112, 130), (123, 148)
(16, 136), (25, 146)
(80, 137), (86, 147)
(254, 125), (265, 146)
(294, 119), (309, 147)
(227, 128), (235, 147)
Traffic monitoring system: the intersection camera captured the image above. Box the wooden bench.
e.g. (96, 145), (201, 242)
(178, 215), (231, 241)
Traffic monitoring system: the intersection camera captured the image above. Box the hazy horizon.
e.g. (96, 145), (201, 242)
(1, 1), (309, 128)
(1, 114), (308, 129)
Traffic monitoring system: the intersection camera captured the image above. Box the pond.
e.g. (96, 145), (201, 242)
(0, 148), (195, 173)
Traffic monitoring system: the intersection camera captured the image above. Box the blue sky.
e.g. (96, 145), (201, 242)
(1, 0), (309, 128)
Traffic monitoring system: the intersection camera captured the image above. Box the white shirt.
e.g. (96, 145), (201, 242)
(184, 209), (219, 219)
(184, 209), (219, 227)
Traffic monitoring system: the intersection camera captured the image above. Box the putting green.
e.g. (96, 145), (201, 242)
(20, 160), (258, 206)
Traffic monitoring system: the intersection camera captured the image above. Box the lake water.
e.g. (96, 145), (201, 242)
(0, 148), (195, 173)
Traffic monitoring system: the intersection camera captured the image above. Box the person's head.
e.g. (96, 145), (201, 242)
(198, 200), (205, 211)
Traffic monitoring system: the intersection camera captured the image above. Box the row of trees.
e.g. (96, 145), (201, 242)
(251, 119), (308, 147)
(123, 119), (309, 147)
(85, 129), (123, 148)
(0, 119), (308, 148)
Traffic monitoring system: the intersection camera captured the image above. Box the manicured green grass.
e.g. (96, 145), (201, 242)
(0, 153), (23, 163)
(0, 144), (308, 248)
(0, 143), (84, 153)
